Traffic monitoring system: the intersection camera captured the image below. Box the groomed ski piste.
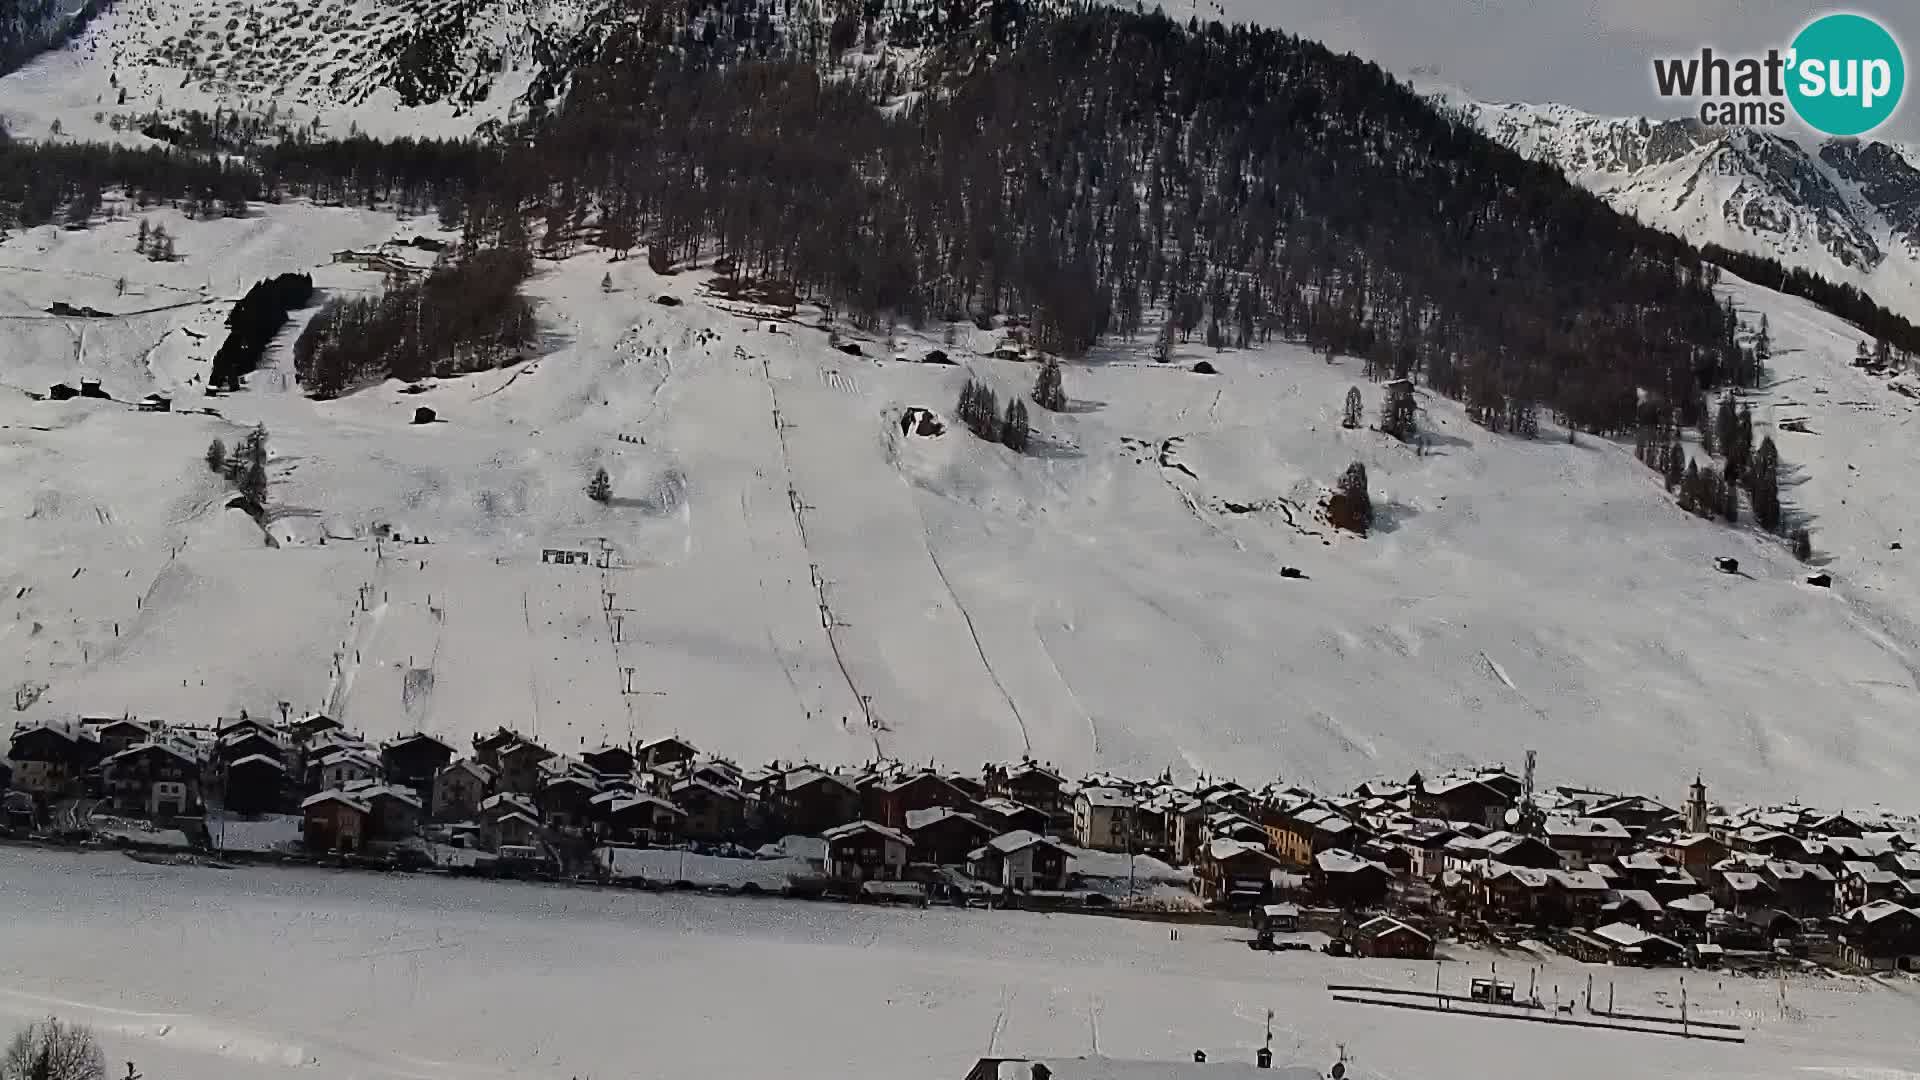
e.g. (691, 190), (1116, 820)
(5, 846), (1920, 1080)
(7, 200), (1920, 809)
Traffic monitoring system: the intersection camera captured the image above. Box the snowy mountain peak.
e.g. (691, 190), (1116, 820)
(1456, 99), (1920, 321)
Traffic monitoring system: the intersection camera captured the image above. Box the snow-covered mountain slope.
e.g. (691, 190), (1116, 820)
(7, 204), (1920, 808)
(1458, 100), (1920, 324)
(0, 0), (616, 141)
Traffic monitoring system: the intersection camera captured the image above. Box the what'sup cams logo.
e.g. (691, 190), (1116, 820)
(1653, 12), (1905, 136)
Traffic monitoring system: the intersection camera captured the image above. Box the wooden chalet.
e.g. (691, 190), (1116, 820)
(905, 806), (996, 866)
(823, 820), (914, 882)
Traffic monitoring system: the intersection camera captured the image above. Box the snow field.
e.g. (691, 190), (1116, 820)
(5, 848), (1920, 1080)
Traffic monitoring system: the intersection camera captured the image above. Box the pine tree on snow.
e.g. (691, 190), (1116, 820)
(1330, 461), (1373, 535)
(1001, 398), (1029, 452)
(1032, 359), (1066, 412)
(205, 438), (226, 474)
(588, 467), (612, 504)
(1341, 386), (1362, 430)
(1750, 436), (1781, 532)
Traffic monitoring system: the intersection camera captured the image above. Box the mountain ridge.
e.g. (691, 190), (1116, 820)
(1454, 96), (1920, 325)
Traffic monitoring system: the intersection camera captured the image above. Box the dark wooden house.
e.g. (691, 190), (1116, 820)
(302, 791), (371, 852)
(1351, 916), (1433, 959)
(904, 807), (995, 866)
(224, 753), (288, 815)
(867, 771), (975, 830)
(780, 768), (862, 834)
(381, 733), (456, 795)
(822, 820), (913, 882)
(103, 741), (203, 817)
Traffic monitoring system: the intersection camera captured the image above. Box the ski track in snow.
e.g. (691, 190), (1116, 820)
(7, 204), (1920, 804)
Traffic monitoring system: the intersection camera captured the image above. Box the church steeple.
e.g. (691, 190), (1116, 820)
(1686, 773), (1709, 834)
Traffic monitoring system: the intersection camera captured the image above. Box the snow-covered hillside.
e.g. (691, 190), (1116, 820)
(5, 200), (1920, 808)
(1457, 100), (1920, 323)
(0, 0), (613, 141)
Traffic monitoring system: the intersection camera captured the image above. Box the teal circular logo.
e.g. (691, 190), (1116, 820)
(1788, 13), (1905, 136)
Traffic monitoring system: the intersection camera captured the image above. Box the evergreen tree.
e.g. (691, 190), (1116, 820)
(600, 272), (613, 293)
(1515, 399), (1539, 439)
(1341, 386), (1362, 429)
(957, 378), (1000, 440)
(1750, 435), (1781, 532)
(1381, 380), (1416, 440)
(135, 218), (149, 256)
(1717, 467), (1739, 522)
(1330, 461), (1373, 535)
(1664, 440), (1684, 492)
(1756, 314), (1771, 361)
(1792, 526), (1813, 562)
(229, 424), (270, 511)
(1032, 358), (1067, 411)
(205, 438), (226, 474)
(587, 466), (612, 503)
(1001, 398), (1030, 452)
(1679, 459), (1700, 511)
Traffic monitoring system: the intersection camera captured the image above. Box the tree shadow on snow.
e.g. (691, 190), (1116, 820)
(1061, 398), (1107, 415)
(1026, 437), (1085, 461)
(1370, 499), (1419, 535)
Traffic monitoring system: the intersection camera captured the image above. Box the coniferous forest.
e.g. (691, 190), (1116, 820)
(0, 0), (1915, 502)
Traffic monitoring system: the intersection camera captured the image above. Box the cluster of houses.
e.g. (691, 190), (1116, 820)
(7, 715), (1920, 972)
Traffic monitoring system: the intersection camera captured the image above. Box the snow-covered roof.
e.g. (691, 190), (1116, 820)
(1079, 787), (1136, 810)
(1613, 889), (1662, 914)
(608, 795), (683, 818)
(904, 806), (983, 832)
(981, 830), (1070, 857)
(1211, 838), (1282, 865)
(362, 784), (423, 810)
(544, 773), (599, 792)
(1548, 869), (1608, 891)
(109, 740), (199, 766)
(1846, 899), (1918, 924)
(1545, 816), (1630, 840)
(672, 776), (745, 802)
(480, 792), (537, 815)
(1844, 862), (1900, 885)
(1313, 848), (1385, 875)
(1618, 852), (1666, 872)
(822, 821), (913, 848)
(1358, 915), (1429, 941)
(301, 790), (370, 814)
(440, 759), (495, 783)
(384, 731), (453, 752)
(1593, 922), (1676, 950)
(495, 811), (542, 830)
(1674, 887), (1720, 910)
(230, 753), (286, 772)
(784, 766), (856, 794)
(1721, 871), (1767, 892)
(1485, 863), (1550, 888)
